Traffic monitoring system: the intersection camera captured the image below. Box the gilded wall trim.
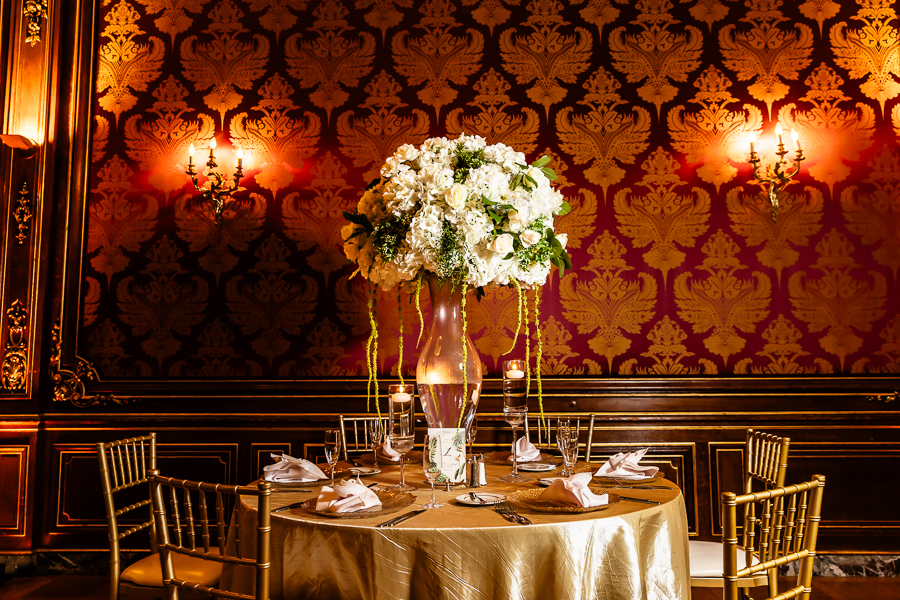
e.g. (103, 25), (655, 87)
(48, 322), (130, 407)
(867, 393), (897, 404)
(14, 181), (32, 244)
(1, 300), (29, 392)
(23, 0), (49, 46)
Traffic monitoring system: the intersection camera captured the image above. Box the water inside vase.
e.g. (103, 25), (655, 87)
(417, 382), (482, 428)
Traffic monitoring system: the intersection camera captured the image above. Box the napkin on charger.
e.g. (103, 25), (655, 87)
(315, 479), (382, 513)
(377, 438), (402, 462)
(508, 436), (541, 462)
(594, 448), (659, 478)
(263, 454), (327, 483)
(539, 472), (609, 508)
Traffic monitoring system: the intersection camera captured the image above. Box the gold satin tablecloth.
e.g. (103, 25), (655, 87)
(221, 462), (690, 600)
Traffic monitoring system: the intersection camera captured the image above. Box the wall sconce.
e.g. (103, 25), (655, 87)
(0, 134), (37, 158)
(748, 124), (804, 222)
(185, 137), (243, 227)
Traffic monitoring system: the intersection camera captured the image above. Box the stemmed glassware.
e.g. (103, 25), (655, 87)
(556, 421), (578, 477)
(466, 416), (478, 457)
(389, 384), (417, 491)
(500, 359), (529, 483)
(422, 433), (444, 509)
(367, 418), (383, 468)
(323, 429), (342, 487)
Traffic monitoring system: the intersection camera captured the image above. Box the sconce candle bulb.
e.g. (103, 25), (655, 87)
(185, 136), (243, 228)
(791, 128), (801, 151)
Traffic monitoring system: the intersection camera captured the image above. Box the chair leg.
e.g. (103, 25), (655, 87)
(740, 589), (753, 600)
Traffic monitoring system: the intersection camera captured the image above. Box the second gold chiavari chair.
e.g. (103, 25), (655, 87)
(690, 429), (791, 596)
(722, 474), (826, 600)
(524, 415), (583, 460)
(339, 414), (389, 462)
(149, 470), (273, 600)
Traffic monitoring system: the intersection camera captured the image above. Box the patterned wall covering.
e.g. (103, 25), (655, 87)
(82, 0), (900, 379)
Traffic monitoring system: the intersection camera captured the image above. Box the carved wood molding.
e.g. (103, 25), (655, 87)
(866, 392), (897, 404)
(1, 300), (29, 392)
(23, 0), (48, 46)
(48, 322), (132, 407)
(14, 181), (32, 244)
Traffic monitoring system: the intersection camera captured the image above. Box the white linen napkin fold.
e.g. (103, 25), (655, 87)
(539, 472), (609, 508)
(377, 438), (402, 462)
(508, 436), (541, 462)
(594, 448), (659, 478)
(263, 454), (327, 483)
(315, 479), (382, 513)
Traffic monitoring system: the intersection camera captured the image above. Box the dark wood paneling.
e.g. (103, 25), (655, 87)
(0, 422), (37, 550)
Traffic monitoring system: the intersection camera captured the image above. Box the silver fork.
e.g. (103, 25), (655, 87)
(495, 502), (532, 525)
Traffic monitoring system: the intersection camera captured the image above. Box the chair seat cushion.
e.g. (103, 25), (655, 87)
(121, 548), (222, 588)
(689, 540), (760, 578)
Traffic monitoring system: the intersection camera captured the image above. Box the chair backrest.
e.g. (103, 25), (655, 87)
(149, 470), (272, 600)
(722, 474), (825, 600)
(524, 415), (582, 460)
(339, 415), (389, 461)
(97, 433), (157, 600)
(745, 429), (790, 493)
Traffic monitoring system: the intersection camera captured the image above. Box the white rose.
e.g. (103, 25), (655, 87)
(488, 233), (514, 255)
(396, 144), (418, 162)
(445, 183), (468, 210)
(506, 207), (529, 232)
(521, 229), (541, 247)
(556, 233), (568, 248)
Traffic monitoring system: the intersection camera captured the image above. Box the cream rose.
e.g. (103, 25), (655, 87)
(521, 229), (541, 247)
(396, 144), (418, 162)
(556, 233), (568, 248)
(488, 233), (514, 255)
(445, 183), (468, 210)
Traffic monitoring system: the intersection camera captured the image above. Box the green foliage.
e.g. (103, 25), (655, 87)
(453, 143), (488, 183)
(372, 214), (412, 261)
(437, 221), (464, 280)
(342, 210), (372, 231)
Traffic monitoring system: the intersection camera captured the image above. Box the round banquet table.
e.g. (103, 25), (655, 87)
(220, 461), (690, 600)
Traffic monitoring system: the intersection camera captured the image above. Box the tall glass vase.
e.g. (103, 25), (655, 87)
(416, 275), (482, 482)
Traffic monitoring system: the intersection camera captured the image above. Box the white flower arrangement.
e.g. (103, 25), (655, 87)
(342, 133), (572, 427)
(342, 133), (571, 292)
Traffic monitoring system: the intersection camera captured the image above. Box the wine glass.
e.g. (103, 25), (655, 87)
(466, 416), (478, 457)
(389, 433), (416, 491)
(323, 429), (341, 487)
(422, 434), (444, 508)
(500, 409), (529, 482)
(367, 418), (383, 468)
(556, 421), (578, 477)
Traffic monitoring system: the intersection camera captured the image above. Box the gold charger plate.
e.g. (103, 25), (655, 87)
(483, 451), (558, 465)
(506, 488), (621, 513)
(300, 489), (416, 519)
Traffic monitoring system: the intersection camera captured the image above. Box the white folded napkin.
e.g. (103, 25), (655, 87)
(594, 448), (659, 478)
(377, 438), (401, 462)
(539, 472), (609, 508)
(508, 436), (541, 462)
(315, 479), (382, 513)
(263, 454), (327, 483)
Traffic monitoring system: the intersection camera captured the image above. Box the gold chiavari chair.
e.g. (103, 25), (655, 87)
(721, 475), (826, 600)
(690, 429), (791, 596)
(149, 470), (272, 600)
(339, 414), (389, 462)
(98, 434), (223, 600)
(524, 415), (583, 460)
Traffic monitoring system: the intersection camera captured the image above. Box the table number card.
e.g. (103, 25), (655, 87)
(428, 427), (466, 483)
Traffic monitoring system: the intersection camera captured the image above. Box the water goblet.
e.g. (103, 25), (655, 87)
(367, 418), (383, 468)
(389, 433), (416, 491)
(556, 422), (578, 477)
(499, 408), (530, 482)
(323, 429), (342, 487)
(422, 434), (445, 509)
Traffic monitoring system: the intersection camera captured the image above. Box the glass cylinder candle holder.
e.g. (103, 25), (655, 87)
(388, 384), (416, 437)
(502, 359), (528, 411)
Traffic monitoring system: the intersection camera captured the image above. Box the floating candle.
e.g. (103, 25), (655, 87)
(505, 369), (525, 379)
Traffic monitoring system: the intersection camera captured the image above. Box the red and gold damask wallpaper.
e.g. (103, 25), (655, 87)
(82, 0), (900, 378)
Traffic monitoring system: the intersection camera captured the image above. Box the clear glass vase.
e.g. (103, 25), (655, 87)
(415, 275), (482, 432)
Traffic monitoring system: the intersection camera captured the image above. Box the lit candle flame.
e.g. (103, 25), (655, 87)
(188, 143), (195, 157)
(791, 128), (801, 151)
(209, 137), (217, 150)
(775, 123), (783, 146)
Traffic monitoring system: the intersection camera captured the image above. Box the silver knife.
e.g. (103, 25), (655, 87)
(375, 508), (426, 528)
(272, 500), (308, 513)
(618, 496), (661, 505)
